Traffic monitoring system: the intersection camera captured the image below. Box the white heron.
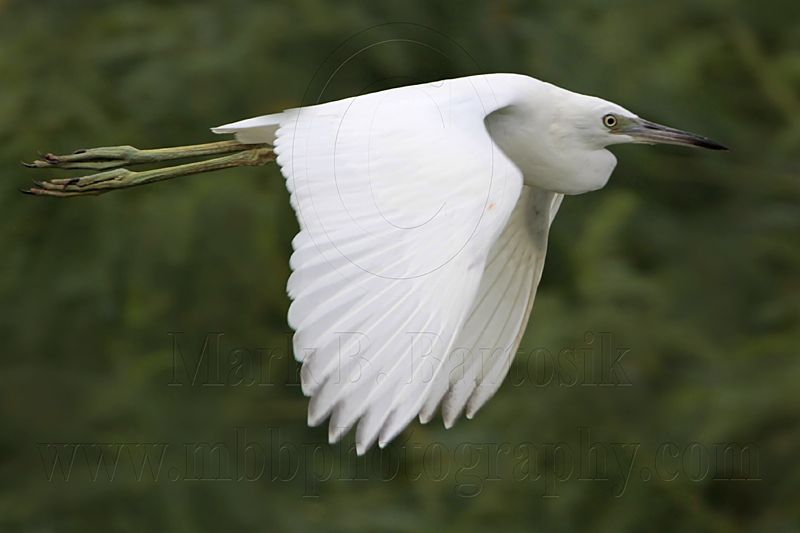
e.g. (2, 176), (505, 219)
(24, 73), (726, 454)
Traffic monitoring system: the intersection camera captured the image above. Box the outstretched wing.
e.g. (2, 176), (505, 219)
(235, 79), (524, 453)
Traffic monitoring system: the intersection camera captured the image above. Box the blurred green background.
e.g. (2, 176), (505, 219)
(1, 0), (799, 531)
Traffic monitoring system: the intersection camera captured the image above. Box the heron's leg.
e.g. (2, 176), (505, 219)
(23, 140), (259, 171)
(22, 146), (275, 197)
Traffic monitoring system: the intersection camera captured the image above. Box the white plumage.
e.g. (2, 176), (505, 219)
(211, 73), (724, 453)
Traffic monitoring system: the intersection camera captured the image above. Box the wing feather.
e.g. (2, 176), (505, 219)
(268, 77), (526, 452)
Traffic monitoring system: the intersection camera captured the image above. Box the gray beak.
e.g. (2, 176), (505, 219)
(625, 118), (728, 150)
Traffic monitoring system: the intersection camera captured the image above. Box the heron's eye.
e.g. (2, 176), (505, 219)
(603, 114), (618, 128)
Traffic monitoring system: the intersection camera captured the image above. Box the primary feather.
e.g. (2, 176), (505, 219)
(213, 74), (572, 454)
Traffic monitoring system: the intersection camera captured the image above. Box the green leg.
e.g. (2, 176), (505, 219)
(22, 144), (275, 197)
(23, 140), (260, 170)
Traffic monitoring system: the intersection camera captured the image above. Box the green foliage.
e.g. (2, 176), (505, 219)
(1, 0), (798, 531)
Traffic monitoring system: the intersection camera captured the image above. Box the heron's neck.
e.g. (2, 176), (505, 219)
(485, 79), (617, 195)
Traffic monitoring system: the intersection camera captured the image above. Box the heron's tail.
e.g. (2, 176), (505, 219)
(212, 113), (284, 145)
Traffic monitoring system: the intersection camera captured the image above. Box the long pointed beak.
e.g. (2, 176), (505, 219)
(624, 119), (728, 150)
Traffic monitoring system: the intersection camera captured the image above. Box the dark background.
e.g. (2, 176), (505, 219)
(1, 0), (798, 531)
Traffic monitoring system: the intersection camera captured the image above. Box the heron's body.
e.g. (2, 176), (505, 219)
(210, 74), (634, 453)
(25, 73), (725, 454)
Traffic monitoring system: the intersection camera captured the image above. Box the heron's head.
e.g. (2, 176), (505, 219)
(568, 96), (728, 151)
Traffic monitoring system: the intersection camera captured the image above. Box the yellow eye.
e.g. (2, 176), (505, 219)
(603, 114), (618, 128)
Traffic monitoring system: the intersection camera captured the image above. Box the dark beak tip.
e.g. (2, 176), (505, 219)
(701, 140), (729, 151)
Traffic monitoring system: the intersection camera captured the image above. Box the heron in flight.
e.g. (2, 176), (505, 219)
(23, 74), (726, 454)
